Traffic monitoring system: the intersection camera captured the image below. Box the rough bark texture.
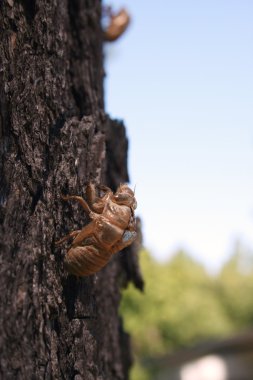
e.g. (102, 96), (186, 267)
(0, 1), (143, 379)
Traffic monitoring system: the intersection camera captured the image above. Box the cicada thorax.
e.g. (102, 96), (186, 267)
(102, 198), (132, 229)
(91, 198), (132, 248)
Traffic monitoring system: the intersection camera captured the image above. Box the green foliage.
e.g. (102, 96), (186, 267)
(217, 242), (253, 327)
(120, 246), (253, 380)
(129, 358), (152, 380)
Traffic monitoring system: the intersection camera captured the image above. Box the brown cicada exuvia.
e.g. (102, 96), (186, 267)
(103, 8), (131, 42)
(56, 183), (137, 276)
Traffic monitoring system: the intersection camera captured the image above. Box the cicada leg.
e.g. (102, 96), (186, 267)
(55, 230), (81, 246)
(86, 182), (111, 214)
(61, 194), (92, 215)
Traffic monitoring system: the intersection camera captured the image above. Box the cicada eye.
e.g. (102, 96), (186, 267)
(115, 193), (127, 201)
(115, 193), (133, 205)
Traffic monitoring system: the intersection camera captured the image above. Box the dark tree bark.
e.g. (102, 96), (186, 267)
(0, 1), (143, 379)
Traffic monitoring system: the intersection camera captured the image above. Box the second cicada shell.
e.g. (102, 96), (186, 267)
(104, 8), (131, 42)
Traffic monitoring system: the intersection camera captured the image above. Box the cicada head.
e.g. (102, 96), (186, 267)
(113, 184), (137, 210)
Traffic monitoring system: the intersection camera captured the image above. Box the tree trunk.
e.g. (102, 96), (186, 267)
(0, 1), (143, 379)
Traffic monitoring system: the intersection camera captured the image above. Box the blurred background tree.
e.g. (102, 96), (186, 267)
(120, 245), (253, 380)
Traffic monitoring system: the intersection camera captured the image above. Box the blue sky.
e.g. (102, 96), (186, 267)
(103, 0), (253, 272)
